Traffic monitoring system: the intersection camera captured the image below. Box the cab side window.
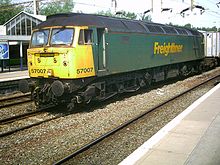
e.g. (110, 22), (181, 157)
(78, 30), (84, 45)
(78, 29), (93, 45)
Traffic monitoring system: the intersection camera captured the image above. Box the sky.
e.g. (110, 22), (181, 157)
(72, 0), (220, 28)
(13, 0), (220, 28)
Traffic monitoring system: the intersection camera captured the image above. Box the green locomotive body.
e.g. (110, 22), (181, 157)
(95, 31), (204, 76)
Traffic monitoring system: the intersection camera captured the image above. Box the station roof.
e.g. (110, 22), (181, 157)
(0, 11), (46, 37)
(35, 13), (201, 36)
(0, 35), (30, 42)
(3, 11), (46, 26)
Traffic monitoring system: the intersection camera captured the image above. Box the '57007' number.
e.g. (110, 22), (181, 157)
(77, 67), (93, 74)
(31, 69), (46, 74)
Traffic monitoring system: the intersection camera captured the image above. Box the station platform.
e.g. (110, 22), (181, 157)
(120, 83), (220, 165)
(0, 70), (29, 83)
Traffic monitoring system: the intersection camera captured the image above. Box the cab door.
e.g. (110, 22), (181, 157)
(97, 28), (107, 71)
(93, 28), (108, 74)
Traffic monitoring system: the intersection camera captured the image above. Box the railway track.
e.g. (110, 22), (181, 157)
(0, 93), (32, 109)
(0, 109), (43, 125)
(0, 81), (19, 94)
(53, 74), (220, 165)
(0, 104), (62, 138)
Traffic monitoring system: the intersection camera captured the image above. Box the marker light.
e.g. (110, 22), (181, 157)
(47, 69), (53, 76)
(54, 57), (57, 63)
(37, 58), (41, 63)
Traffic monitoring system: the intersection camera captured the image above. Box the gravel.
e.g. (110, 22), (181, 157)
(0, 67), (220, 165)
(0, 112), (59, 135)
(67, 84), (214, 165)
(0, 102), (35, 120)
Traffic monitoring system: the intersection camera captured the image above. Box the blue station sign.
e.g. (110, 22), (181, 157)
(0, 42), (9, 60)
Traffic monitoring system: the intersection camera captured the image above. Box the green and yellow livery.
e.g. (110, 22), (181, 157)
(19, 13), (208, 110)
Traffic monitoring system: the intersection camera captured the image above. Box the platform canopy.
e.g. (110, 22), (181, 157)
(3, 11), (46, 36)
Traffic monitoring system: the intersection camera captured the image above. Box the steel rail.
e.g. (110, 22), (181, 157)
(0, 110), (43, 124)
(0, 93), (31, 102)
(0, 115), (60, 138)
(53, 74), (220, 165)
(0, 93), (32, 109)
(0, 106), (57, 138)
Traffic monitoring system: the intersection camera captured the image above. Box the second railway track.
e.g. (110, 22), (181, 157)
(0, 93), (32, 109)
(0, 105), (66, 137)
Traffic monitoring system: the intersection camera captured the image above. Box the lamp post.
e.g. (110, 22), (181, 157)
(112, 0), (117, 14)
(33, 0), (40, 15)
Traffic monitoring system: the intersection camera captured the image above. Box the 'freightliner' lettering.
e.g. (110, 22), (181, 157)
(154, 42), (183, 56)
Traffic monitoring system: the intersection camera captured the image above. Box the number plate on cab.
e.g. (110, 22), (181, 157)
(30, 68), (46, 76)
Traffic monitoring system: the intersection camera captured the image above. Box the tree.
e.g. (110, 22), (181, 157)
(0, 0), (23, 25)
(184, 23), (192, 28)
(140, 14), (152, 22)
(97, 10), (137, 20)
(97, 10), (114, 17)
(123, 11), (137, 20)
(167, 23), (219, 32)
(40, 0), (74, 16)
(116, 11), (137, 19)
(198, 26), (218, 32)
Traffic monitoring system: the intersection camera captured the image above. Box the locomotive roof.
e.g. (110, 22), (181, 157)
(35, 13), (201, 36)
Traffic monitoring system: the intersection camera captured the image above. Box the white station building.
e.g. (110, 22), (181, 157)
(0, 11), (46, 71)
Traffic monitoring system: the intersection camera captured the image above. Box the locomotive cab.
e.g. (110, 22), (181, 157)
(20, 26), (102, 108)
(28, 26), (96, 79)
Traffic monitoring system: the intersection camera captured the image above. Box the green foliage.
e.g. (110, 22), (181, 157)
(197, 26), (219, 32)
(97, 10), (152, 22)
(0, 0), (23, 25)
(97, 10), (114, 17)
(116, 11), (137, 19)
(123, 11), (137, 20)
(184, 23), (192, 28)
(168, 22), (219, 32)
(97, 10), (137, 20)
(40, 0), (74, 16)
(140, 14), (152, 22)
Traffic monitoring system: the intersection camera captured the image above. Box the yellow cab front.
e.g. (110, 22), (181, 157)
(28, 26), (95, 79)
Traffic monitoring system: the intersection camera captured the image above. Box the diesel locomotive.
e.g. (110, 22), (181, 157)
(19, 13), (209, 109)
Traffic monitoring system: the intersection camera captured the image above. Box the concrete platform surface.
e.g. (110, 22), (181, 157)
(120, 83), (220, 165)
(0, 70), (29, 82)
